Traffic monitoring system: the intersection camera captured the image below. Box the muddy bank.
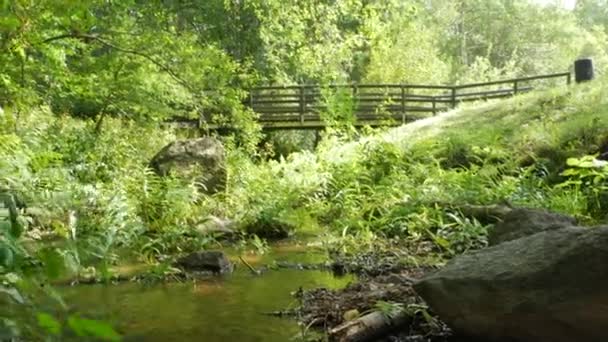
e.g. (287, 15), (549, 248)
(292, 248), (456, 341)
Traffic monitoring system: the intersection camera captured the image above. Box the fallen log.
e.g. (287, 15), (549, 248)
(328, 310), (411, 342)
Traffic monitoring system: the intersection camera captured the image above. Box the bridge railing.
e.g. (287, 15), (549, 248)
(166, 72), (571, 130)
(241, 72), (570, 128)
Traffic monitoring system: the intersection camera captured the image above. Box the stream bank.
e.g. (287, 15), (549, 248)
(294, 248), (454, 342)
(51, 239), (353, 342)
(46, 236), (455, 342)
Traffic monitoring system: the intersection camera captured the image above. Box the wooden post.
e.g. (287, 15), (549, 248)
(451, 87), (457, 109)
(299, 86), (305, 124)
(400, 85), (407, 123)
(198, 109), (210, 136)
(513, 80), (519, 94)
(432, 97), (437, 115)
(353, 84), (358, 123)
(566, 73), (572, 85)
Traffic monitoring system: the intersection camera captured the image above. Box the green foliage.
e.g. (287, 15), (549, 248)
(558, 155), (608, 218)
(318, 86), (358, 134)
(261, 130), (317, 159)
(1, 2), (608, 339)
(237, 235), (270, 256)
(373, 300), (404, 319)
(67, 315), (121, 341)
(36, 312), (62, 336)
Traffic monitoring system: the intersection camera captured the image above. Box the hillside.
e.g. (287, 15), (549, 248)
(229, 76), (608, 248)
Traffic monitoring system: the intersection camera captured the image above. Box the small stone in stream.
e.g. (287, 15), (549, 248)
(175, 250), (233, 274)
(488, 207), (576, 245)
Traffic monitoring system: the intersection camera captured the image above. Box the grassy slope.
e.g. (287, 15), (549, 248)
(322, 77), (608, 167)
(227, 76), (608, 253)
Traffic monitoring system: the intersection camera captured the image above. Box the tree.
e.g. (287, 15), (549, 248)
(575, 0), (608, 30)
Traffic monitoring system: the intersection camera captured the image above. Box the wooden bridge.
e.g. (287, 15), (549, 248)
(172, 72), (571, 130)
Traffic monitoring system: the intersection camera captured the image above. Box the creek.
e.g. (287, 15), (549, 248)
(58, 242), (354, 341)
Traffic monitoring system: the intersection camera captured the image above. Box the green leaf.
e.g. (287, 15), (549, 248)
(566, 157), (581, 166)
(0, 221), (10, 234)
(9, 219), (24, 239)
(594, 175), (605, 185)
(560, 168), (579, 176)
(67, 316), (121, 342)
(14, 46), (26, 61)
(0, 318), (19, 340)
(0, 245), (14, 268)
(36, 312), (62, 336)
(555, 180), (583, 188)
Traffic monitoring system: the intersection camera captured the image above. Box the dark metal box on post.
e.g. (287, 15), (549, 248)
(574, 58), (594, 83)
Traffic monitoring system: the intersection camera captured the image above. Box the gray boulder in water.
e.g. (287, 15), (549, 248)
(175, 250), (233, 274)
(149, 137), (226, 194)
(414, 225), (608, 342)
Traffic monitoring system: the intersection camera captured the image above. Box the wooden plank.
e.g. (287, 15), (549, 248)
(448, 86), (533, 99)
(454, 72), (569, 89)
(251, 94), (300, 100)
(254, 107), (303, 114)
(251, 99), (302, 104)
(458, 93), (525, 102)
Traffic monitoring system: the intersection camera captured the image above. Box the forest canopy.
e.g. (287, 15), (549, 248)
(1, 0), (607, 125)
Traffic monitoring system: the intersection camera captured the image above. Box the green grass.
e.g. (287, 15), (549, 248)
(320, 78), (608, 167)
(227, 76), (608, 253)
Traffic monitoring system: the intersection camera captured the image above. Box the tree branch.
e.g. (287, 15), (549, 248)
(41, 33), (195, 92)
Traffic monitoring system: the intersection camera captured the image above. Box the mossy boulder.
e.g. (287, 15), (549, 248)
(175, 250), (233, 274)
(149, 137), (226, 194)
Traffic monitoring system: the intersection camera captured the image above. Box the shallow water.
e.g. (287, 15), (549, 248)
(59, 243), (354, 341)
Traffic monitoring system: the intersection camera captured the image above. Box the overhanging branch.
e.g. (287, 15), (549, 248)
(41, 33), (194, 92)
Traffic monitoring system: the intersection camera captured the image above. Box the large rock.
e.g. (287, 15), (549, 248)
(413, 226), (608, 342)
(175, 250), (233, 274)
(149, 137), (226, 194)
(195, 215), (236, 238)
(488, 208), (576, 245)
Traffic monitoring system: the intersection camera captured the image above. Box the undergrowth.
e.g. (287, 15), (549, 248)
(2, 76), (608, 339)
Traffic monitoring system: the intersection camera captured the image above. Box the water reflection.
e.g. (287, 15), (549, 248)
(60, 246), (353, 341)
